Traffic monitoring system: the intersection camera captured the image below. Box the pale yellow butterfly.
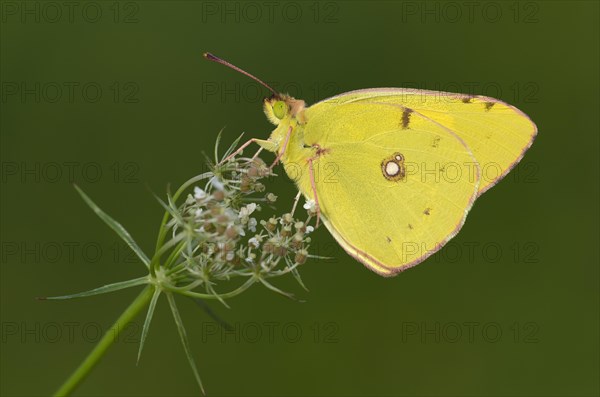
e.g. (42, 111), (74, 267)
(205, 53), (537, 276)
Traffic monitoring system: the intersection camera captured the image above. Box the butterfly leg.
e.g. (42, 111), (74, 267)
(269, 126), (293, 170)
(306, 156), (322, 228)
(218, 138), (276, 165)
(251, 147), (264, 161)
(290, 191), (302, 216)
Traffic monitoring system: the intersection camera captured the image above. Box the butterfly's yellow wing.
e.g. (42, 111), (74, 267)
(204, 53), (537, 275)
(307, 88), (537, 195)
(284, 102), (480, 276)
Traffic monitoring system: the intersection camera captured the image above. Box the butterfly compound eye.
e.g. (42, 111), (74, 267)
(273, 101), (287, 119)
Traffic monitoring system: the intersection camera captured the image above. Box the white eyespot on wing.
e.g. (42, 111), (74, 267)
(385, 161), (400, 177)
(381, 152), (406, 182)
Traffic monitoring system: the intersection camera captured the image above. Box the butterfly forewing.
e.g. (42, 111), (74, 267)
(312, 88), (537, 194)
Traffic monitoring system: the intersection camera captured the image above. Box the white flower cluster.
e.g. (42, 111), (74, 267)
(158, 152), (319, 300)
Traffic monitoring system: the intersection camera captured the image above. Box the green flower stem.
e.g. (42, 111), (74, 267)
(163, 239), (186, 269)
(54, 285), (155, 397)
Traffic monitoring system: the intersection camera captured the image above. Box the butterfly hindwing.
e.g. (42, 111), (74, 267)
(294, 102), (480, 275)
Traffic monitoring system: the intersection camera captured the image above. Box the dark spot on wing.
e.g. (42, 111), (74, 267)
(432, 136), (441, 148)
(408, 224), (413, 230)
(424, 208), (431, 216)
(461, 96), (474, 103)
(381, 152), (406, 182)
(484, 102), (495, 111)
(401, 108), (413, 129)
(386, 236), (392, 243)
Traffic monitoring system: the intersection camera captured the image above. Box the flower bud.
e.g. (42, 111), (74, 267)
(240, 176), (252, 192)
(263, 241), (274, 253)
(275, 245), (287, 257)
(291, 233), (304, 249)
(225, 226), (238, 239)
(203, 222), (215, 233)
(295, 249), (309, 264)
(212, 190), (225, 201)
(294, 222), (306, 233)
(266, 217), (278, 232)
(247, 166), (260, 178)
(266, 193), (278, 203)
(281, 225), (292, 237)
(224, 241), (235, 252)
(282, 213), (294, 224)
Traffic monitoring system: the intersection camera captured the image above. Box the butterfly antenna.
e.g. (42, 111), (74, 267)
(203, 52), (277, 96)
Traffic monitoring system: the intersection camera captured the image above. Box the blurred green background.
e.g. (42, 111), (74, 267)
(1, 1), (598, 396)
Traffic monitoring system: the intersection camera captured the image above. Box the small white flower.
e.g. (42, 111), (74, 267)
(195, 208), (203, 218)
(306, 226), (314, 234)
(194, 187), (207, 200)
(225, 251), (235, 261)
(248, 237), (260, 248)
(226, 221), (245, 237)
(210, 176), (225, 191)
(303, 200), (316, 211)
(245, 257), (254, 264)
(248, 218), (257, 232)
(239, 203), (257, 218)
